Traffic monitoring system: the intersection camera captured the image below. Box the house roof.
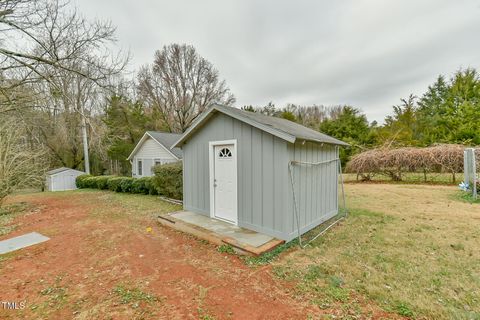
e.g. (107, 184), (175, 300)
(127, 131), (183, 161)
(172, 104), (349, 148)
(46, 167), (85, 176)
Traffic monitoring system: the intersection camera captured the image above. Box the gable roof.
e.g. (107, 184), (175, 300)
(46, 167), (85, 176)
(127, 131), (183, 161)
(172, 104), (349, 148)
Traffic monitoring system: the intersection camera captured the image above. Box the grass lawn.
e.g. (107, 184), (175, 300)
(273, 184), (480, 319)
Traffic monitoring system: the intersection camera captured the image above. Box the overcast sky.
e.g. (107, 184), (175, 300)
(74, 0), (480, 122)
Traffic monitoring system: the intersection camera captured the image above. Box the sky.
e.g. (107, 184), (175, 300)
(74, 0), (480, 123)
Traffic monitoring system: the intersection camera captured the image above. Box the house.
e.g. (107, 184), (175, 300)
(46, 167), (85, 191)
(172, 104), (348, 241)
(127, 131), (183, 178)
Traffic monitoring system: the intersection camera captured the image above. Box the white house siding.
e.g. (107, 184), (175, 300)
(132, 137), (178, 177)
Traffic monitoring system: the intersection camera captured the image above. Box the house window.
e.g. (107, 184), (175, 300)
(137, 160), (143, 176)
(154, 159), (162, 166)
(218, 148), (232, 158)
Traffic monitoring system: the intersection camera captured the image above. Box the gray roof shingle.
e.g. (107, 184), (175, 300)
(173, 104), (349, 147)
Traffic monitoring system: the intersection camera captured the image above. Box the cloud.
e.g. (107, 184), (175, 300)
(74, 0), (480, 122)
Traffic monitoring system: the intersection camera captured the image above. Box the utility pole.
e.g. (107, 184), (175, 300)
(80, 105), (90, 174)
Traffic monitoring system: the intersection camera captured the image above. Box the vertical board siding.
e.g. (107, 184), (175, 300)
(182, 113), (290, 237)
(286, 142), (339, 239)
(251, 128), (263, 227)
(273, 138), (286, 232)
(262, 133), (274, 228)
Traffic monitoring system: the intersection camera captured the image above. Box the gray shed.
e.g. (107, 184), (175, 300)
(46, 167), (85, 191)
(172, 104), (348, 241)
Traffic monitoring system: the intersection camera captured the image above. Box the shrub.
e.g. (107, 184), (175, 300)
(94, 176), (112, 190)
(85, 177), (99, 188)
(119, 177), (134, 193)
(144, 177), (158, 195)
(152, 162), (183, 200)
(107, 177), (125, 192)
(77, 174), (161, 197)
(76, 174), (92, 188)
(132, 177), (152, 194)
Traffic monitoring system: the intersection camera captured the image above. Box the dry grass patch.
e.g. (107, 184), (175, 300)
(274, 184), (480, 319)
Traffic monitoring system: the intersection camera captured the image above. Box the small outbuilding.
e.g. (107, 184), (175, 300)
(46, 167), (85, 192)
(172, 104), (348, 241)
(127, 131), (183, 178)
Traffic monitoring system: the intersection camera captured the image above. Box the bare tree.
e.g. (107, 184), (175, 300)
(0, 0), (128, 174)
(0, 116), (48, 205)
(0, 0), (127, 98)
(137, 44), (235, 132)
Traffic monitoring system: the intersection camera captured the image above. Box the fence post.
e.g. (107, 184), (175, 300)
(464, 150), (469, 187)
(473, 149), (477, 200)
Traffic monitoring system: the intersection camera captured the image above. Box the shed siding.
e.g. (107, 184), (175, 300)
(285, 142), (339, 240)
(182, 113), (290, 238)
(47, 169), (84, 191)
(132, 137), (177, 177)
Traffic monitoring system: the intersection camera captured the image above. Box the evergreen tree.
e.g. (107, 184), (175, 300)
(104, 96), (150, 175)
(319, 106), (375, 165)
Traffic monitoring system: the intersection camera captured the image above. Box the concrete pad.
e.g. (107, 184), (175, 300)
(171, 211), (273, 247)
(0, 232), (50, 255)
(158, 211), (285, 255)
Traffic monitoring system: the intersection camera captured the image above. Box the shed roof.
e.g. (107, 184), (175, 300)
(172, 104), (349, 148)
(127, 131), (183, 160)
(46, 167), (85, 176)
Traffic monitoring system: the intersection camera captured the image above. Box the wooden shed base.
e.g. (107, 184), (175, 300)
(157, 211), (284, 256)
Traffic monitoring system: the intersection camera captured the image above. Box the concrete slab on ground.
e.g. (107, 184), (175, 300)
(0, 232), (50, 255)
(158, 211), (284, 255)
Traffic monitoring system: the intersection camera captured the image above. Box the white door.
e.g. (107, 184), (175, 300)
(213, 144), (237, 224)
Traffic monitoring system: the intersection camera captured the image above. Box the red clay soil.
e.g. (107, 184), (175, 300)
(0, 192), (398, 319)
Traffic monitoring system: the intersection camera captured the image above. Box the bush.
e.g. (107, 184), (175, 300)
(119, 177), (134, 193)
(76, 174), (92, 188)
(107, 177), (125, 192)
(83, 177), (97, 188)
(94, 176), (112, 190)
(144, 177), (158, 195)
(131, 177), (148, 194)
(152, 162), (183, 200)
(77, 174), (162, 197)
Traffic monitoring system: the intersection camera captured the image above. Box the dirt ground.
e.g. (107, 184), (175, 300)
(0, 190), (397, 319)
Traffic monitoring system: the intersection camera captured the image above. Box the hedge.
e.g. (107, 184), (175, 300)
(75, 162), (183, 200)
(152, 162), (183, 200)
